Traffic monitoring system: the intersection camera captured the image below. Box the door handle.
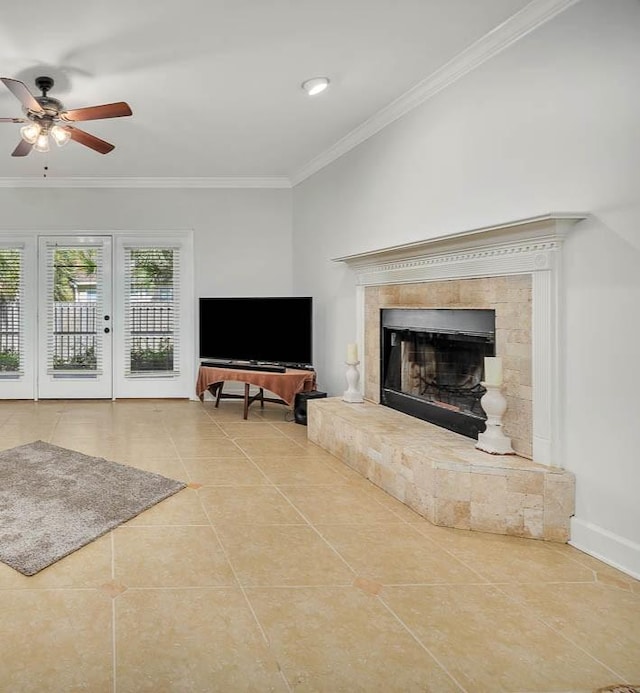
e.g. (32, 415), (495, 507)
(104, 327), (110, 334)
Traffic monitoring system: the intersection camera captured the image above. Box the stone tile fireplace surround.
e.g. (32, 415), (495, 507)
(308, 215), (586, 541)
(369, 275), (532, 456)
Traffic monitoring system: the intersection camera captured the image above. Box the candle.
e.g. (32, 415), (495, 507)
(484, 356), (503, 387)
(346, 343), (358, 363)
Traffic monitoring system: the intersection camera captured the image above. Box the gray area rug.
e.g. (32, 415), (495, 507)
(0, 440), (186, 576)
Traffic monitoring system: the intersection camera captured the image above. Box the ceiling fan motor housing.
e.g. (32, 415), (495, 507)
(35, 76), (54, 96)
(33, 96), (63, 117)
(28, 77), (62, 118)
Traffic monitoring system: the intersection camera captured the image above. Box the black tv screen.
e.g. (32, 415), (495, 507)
(199, 297), (313, 365)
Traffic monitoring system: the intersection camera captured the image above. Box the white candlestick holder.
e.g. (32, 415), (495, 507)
(343, 361), (364, 403)
(476, 383), (514, 455)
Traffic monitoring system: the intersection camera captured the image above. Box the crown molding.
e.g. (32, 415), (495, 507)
(0, 176), (292, 189)
(291, 0), (583, 186)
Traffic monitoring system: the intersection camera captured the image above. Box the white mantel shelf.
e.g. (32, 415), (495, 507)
(333, 213), (587, 269)
(334, 213), (588, 468)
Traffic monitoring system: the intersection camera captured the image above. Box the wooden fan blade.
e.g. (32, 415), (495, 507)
(64, 126), (115, 154)
(12, 140), (33, 157)
(1, 78), (44, 113)
(60, 102), (132, 122)
(0, 117), (26, 123)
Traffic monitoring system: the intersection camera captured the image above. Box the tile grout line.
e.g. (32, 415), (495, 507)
(192, 490), (295, 692)
(245, 453), (363, 577)
(189, 404), (349, 692)
(164, 412), (277, 649)
(489, 581), (631, 683)
(0, 586), (100, 592)
(110, 531), (117, 693)
(164, 420), (196, 484)
(46, 408), (63, 444)
(546, 543), (640, 590)
(112, 598), (117, 693)
(403, 530), (499, 585)
(377, 594), (469, 693)
(402, 517), (636, 677)
(404, 530), (636, 680)
(207, 408), (302, 693)
(237, 436), (473, 584)
(112, 582), (355, 590)
(110, 531), (115, 580)
(196, 503), (273, 645)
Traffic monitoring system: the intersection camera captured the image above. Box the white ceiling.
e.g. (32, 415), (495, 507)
(0, 0), (565, 183)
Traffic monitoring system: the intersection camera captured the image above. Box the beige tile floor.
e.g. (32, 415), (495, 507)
(0, 398), (639, 692)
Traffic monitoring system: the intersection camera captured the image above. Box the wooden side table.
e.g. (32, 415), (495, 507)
(196, 366), (316, 419)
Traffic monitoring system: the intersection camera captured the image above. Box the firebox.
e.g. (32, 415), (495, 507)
(380, 308), (495, 439)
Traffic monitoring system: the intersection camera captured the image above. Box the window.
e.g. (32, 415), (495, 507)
(124, 247), (180, 375)
(0, 247), (23, 374)
(44, 244), (103, 373)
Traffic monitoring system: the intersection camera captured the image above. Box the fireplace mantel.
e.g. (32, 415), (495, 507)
(334, 213), (587, 467)
(334, 213), (586, 281)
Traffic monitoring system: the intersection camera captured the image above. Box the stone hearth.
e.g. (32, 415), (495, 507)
(308, 398), (575, 541)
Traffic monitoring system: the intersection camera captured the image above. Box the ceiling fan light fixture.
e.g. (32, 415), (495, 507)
(20, 122), (41, 144)
(51, 125), (70, 147)
(302, 77), (329, 96)
(34, 130), (50, 153)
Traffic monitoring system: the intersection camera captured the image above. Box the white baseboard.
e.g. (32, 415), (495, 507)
(569, 517), (640, 580)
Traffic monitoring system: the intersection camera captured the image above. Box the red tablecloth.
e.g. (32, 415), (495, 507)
(196, 366), (316, 406)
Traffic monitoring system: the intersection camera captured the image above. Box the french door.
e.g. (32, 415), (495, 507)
(112, 235), (193, 398)
(38, 236), (113, 399)
(1, 231), (193, 400)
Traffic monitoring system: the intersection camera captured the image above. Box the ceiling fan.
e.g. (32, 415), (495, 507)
(0, 76), (132, 157)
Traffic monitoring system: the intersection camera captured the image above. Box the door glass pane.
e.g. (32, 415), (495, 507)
(51, 248), (99, 371)
(127, 248), (176, 373)
(0, 248), (22, 373)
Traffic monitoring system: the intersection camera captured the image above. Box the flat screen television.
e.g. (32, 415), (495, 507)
(199, 297), (313, 366)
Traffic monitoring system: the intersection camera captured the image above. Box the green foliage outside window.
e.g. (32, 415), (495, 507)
(53, 346), (97, 370)
(53, 249), (98, 302)
(0, 249), (20, 300)
(0, 350), (19, 372)
(0, 250), (21, 372)
(131, 339), (174, 372)
(130, 249), (174, 288)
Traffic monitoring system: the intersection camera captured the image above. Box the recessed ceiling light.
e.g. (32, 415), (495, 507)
(302, 77), (330, 96)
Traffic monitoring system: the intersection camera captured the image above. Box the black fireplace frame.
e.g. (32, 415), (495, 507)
(380, 308), (495, 439)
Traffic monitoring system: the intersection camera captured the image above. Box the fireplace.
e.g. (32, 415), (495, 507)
(380, 308), (495, 439)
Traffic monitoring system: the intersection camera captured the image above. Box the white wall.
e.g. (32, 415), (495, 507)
(292, 0), (640, 576)
(0, 187), (293, 299)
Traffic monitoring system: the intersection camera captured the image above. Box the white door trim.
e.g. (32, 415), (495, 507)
(37, 235), (113, 399)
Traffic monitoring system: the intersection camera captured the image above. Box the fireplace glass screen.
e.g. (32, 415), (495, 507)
(381, 309), (495, 438)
